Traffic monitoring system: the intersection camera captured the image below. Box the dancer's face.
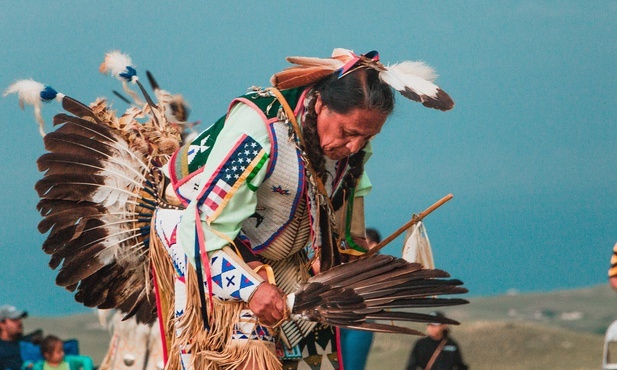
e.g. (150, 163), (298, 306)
(314, 95), (387, 160)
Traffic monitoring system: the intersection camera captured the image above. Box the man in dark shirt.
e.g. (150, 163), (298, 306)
(406, 311), (468, 370)
(0, 305), (28, 370)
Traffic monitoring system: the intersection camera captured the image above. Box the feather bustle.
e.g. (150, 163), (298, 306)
(34, 101), (166, 324)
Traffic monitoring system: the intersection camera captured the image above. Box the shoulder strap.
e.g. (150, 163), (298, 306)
(266, 87), (340, 270)
(426, 338), (448, 370)
(265, 87), (331, 202)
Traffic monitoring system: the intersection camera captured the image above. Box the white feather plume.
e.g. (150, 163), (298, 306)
(99, 50), (143, 105)
(100, 50), (135, 81)
(3, 79), (64, 136)
(4, 79), (46, 108)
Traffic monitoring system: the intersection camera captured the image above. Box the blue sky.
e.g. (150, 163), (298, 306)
(0, 1), (615, 316)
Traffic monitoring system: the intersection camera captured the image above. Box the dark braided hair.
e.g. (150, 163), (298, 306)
(302, 68), (395, 210)
(302, 97), (327, 183)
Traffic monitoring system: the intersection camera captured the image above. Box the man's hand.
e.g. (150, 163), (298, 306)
(248, 282), (287, 326)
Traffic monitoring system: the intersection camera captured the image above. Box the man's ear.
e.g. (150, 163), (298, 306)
(314, 94), (324, 115)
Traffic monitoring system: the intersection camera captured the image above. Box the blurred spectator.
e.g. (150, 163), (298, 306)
(24, 335), (93, 370)
(609, 243), (617, 291)
(339, 228), (381, 370)
(0, 305), (28, 370)
(406, 311), (468, 370)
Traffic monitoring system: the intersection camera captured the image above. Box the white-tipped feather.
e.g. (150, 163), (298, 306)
(379, 61), (454, 111)
(379, 69), (441, 98)
(387, 61), (438, 82)
(100, 50), (135, 81)
(4, 79), (57, 137)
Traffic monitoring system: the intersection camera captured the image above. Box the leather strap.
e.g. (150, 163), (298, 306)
(265, 87), (332, 207)
(265, 87), (340, 270)
(426, 338), (448, 370)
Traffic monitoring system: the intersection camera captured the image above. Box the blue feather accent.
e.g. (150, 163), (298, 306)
(119, 66), (137, 82)
(40, 86), (58, 102)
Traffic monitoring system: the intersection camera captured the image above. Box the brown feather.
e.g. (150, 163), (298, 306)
(285, 56), (343, 68)
(35, 173), (107, 201)
(271, 66), (337, 90)
(61, 96), (101, 123)
(43, 132), (115, 159)
(37, 199), (102, 216)
(310, 253), (399, 284)
(343, 322), (425, 336)
(351, 269), (452, 294)
(42, 219), (106, 255)
(37, 205), (101, 233)
(56, 249), (106, 286)
(48, 254), (62, 270)
(360, 283), (467, 300)
(53, 114), (115, 141)
(37, 152), (105, 177)
(403, 88), (454, 111)
(74, 264), (120, 306)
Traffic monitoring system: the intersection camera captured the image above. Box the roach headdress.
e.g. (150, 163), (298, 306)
(271, 48), (454, 111)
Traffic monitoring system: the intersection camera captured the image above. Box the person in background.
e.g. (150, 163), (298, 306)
(406, 311), (468, 370)
(25, 335), (93, 370)
(608, 242), (617, 291)
(0, 305), (28, 370)
(339, 228), (381, 369)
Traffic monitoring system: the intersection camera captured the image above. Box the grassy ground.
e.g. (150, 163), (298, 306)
(21, 284), (617, 369)
(368, 321), (603, 370)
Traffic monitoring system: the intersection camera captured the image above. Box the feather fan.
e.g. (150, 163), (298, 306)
(289, 254), (467, 334)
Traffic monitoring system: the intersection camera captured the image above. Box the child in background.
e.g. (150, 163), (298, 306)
(39, 335), (68, 370)
(25, 335), (93, 370)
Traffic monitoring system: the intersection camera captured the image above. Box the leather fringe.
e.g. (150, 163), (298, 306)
(152, 233), (281, 369)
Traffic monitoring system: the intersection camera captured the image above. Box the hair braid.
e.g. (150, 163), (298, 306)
(331, 149), (365, 211)
(302, 93), (328, 183)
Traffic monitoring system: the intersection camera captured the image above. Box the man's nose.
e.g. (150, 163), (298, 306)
(346, 137), (365, 154)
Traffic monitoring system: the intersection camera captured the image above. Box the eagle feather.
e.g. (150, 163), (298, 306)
(290, 254), (467, 334)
